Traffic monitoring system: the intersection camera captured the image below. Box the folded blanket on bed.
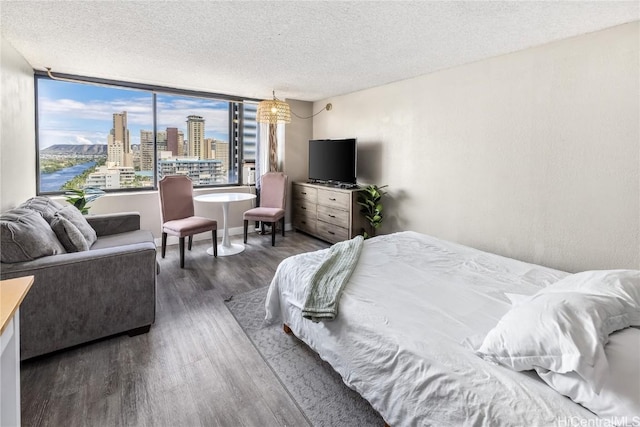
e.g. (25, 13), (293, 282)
(302, 235), (364, 322)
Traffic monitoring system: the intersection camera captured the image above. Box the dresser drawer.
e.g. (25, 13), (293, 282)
(317, 204), (349, 227)
(294, 200), (316, 218)
(292, 184), (317, 203)
(294, 211), (317, 234)
(317, 188), (350, 210)
(316, 220), (349, 243)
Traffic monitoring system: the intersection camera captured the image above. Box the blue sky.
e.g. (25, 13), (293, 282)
(37, 78), (229, 149)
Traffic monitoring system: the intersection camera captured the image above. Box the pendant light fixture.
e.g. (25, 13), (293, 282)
(256, 90), (292, 124)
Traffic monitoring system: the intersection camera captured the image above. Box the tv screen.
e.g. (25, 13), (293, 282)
(308, 138), (357, 184)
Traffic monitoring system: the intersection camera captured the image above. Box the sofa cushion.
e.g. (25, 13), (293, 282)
(19, 196), (65, 223)
(50, 215), (90, 252)
(0, 208), (66, 263)
(55, 205), (98, 247)
(90, 229), (155, 250)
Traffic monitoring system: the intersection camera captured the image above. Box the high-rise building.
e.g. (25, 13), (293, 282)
(213, 140), (229, 175)
(108, 111), (132, 167)
(107, 139), (124, 166)
(140, 129), (183, 171)
(204, 138), (214, 160)
(140, 130), (154, 171)
(167, 127), (184, 156)
(112, 112), (129, 152)
(132, 143), (141, 171)
(242, 102), (258, 161)
(157, 130), (167, 152)
(178, 131), (184, 156)
(187, 115), (205, 159)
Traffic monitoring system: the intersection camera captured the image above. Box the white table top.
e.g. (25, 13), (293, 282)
(194, 192), (256, 203)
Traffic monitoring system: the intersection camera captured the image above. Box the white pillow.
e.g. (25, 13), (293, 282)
(476, 270), (640, 393)
(536, 327), (640, 424)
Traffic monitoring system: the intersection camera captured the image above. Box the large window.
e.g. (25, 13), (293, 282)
(36, 74), (258, 193)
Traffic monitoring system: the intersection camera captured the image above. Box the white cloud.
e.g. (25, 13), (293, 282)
(74, 135), (93, 145)
(39, 92), (231, 148)
(40, 129), (109, 148)
(40, 96), (153, 124)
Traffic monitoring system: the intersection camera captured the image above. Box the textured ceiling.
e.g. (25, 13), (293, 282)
(1, 1), (638, 102)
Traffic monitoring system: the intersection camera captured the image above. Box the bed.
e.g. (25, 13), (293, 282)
(265, 231), (640, 426)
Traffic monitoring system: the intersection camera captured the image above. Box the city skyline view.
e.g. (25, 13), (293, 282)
(37, 78), (230, 149)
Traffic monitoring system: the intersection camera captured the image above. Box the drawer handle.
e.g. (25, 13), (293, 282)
(329, 198), (336, 201)
(301, 206), (307, 210)
(301, 192), (307, 195)
(301, 221), (306, 224)
(328, 231), (335, 235)
(328, 214), (336, 218)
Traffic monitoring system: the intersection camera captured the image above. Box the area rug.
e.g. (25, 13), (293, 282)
(225, 286), (384, 427)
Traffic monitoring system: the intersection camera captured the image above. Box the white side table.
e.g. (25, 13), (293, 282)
(194, 192), (257, 256)
(1, 275), (34, 427)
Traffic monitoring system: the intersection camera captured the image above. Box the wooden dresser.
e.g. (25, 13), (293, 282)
(292, 182), (364, 244)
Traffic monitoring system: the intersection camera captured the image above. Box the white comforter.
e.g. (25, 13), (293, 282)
(265, 231), (600, 426)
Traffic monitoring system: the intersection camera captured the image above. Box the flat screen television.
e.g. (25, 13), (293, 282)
(308, 138), (357, 185)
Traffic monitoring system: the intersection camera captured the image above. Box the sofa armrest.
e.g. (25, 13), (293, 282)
(86, 212), (141, 236)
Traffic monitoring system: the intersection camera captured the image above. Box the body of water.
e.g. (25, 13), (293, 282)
(40, 161), (96, 192)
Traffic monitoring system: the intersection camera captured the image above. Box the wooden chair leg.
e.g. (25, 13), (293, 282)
(179, 237), (185, 269)
(161, 232), (167, 258)
(271, 221), (276, 246)
(244, 220), (248, 244)
(281, 217), (285, 237)
(188, 235), (193, 251)
(212, 230), (217, 257)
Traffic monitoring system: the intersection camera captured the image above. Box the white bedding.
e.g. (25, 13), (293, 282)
(265, 231), (600, 426)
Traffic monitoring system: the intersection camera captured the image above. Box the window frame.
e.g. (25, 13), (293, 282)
(34, 70), (260, 195)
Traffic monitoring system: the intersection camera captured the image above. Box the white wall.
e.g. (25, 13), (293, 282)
(1, 39), (36, 211)
(284, 99), (313, 221)
(313, 22), (640, 272)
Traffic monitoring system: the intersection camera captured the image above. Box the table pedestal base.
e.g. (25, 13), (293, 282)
(207, 243), (245, 257)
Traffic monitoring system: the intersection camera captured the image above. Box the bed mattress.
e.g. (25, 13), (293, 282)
(265, 231), (600, 426)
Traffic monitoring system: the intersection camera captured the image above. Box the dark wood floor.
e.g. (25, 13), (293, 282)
(20, 230), (329, 427)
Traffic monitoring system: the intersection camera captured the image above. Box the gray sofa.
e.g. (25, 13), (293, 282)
(0, 206), (157, 360)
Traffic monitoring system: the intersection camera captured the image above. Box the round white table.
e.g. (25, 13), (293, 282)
(194, 192), (256, 256)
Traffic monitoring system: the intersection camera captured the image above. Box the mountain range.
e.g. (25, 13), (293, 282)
(40, 144), (108, 155)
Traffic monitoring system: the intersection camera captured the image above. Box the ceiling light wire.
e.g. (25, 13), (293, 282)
(291, 103), (333, 120)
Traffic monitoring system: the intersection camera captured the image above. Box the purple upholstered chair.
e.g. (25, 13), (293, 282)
(243, 172), (287, 246)
(159, 175), (217, 268)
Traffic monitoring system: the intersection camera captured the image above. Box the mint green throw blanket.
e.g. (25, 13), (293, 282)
(302, 235), (365, 322)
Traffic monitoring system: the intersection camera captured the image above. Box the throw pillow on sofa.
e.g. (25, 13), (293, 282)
(19, 196), (65, 223)
(56, 205), (97, 247)
(50, 214), (90, 252)
(0, 208), (66, 263)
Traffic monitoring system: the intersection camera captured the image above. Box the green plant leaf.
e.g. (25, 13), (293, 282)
(359, 184), (387, 234)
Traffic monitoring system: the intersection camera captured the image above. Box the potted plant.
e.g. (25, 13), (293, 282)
(64, 187), (105, 215)
(357, 184), (387, 239)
